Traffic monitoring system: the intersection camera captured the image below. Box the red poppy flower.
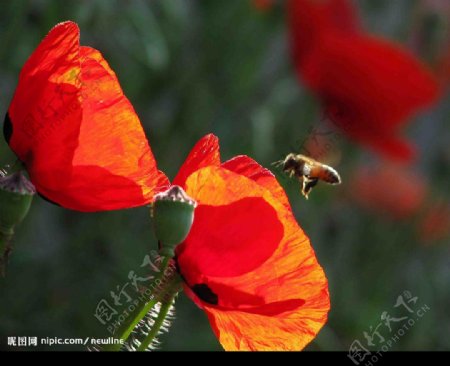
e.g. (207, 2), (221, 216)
(171, 134), (329, 351)
(3, 21), (169, 211)
(348, 161), (427, 219)
(288, 0), (439, 162)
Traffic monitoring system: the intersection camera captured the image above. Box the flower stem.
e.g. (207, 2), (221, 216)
(137, 295), (175, 351)
(0, 231), (13, 278)
(102, 256), (179, 351)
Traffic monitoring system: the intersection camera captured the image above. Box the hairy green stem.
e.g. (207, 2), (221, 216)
(137, 295), (175, 351)
(103, 256), (179, 351)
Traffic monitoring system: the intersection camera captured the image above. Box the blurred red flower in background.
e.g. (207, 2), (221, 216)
(173, 134), (330, 351)
(4, 21), (168, 211)
(252, 0), (275, 12)
(418, 201), (450, 244)
(436, 47), (450, 89)
(288, 0), (439, 162)
(348, 161), (427, 219)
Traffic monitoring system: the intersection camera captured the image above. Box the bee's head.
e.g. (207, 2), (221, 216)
(282, 153), (299, 172)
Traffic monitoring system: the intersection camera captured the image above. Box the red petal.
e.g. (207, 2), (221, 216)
(172, 134), (220, 187)
(6, 21), (168, 211)
(177, 167), (283, 278)
(178, 196), (283, 278)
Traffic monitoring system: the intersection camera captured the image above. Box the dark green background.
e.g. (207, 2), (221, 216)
(0, 0), (449, 351)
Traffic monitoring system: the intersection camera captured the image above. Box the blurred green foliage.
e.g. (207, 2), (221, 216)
(0, 0), (449, 351)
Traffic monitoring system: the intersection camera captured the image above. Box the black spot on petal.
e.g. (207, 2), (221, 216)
(192, 284), (218, 305)
(3, 112), (13, 145)
(174, 257), (219, 305)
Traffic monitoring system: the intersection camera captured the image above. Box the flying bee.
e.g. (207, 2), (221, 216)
(274, 153), (341, 199)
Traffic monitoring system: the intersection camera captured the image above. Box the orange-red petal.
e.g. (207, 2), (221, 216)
(6, 21), (168, 211)
(172, 134), (220, 187)
(176, 156), (329, 350)
(222, 155), (291, 209)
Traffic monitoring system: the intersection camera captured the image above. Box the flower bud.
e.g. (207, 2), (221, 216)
(0, 171), (35, 236)
(151, 186), (196, 257)
(0, 171), (35, 276)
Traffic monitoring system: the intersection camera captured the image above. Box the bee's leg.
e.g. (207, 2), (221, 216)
(300, 177), (308, 199)
(303, 178), (319, 199)
(271, 159), (283, 168)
